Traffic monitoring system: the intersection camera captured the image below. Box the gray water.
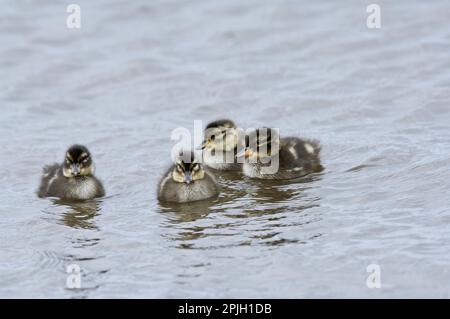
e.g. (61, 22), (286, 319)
(1, 0), (450, 298)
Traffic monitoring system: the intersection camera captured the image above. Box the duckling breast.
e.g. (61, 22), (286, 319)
(67, 177), (104, 200)
(179, 181), (218, 203)
(159, 176), (218, 203)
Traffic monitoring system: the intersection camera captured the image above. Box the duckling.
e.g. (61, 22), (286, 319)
(37, 145), (105, 200)
(158, 152), (219, 203)
(200, 119), (243, 171)
(238, 128), (323, 180)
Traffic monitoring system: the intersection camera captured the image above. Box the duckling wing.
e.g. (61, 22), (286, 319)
(42, 163), (60, 175)
(157, 167), (178, 201)
(37, 163), (61, 198)
(91, 176), (106, 198)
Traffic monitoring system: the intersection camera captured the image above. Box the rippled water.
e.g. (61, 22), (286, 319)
(1, 0), (450, 298)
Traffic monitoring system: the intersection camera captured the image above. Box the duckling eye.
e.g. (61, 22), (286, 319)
(192, 163), (200, 171)
(176, 165), (183, 172)
(82, 158), (89, 164)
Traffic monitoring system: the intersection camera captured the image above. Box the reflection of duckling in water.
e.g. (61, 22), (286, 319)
(159, 199), (214, 223)
(200, 119), (243, 171)
(158, 152), (219, 203)
(37, 145), (105, 200)
(238, 128), (323, 180)
(52, 199), (101, 230)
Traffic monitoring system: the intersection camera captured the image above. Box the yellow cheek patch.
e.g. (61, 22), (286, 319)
(63, 167), (72, 178)
(204, 140), (212, 150)
(172, 170), (185, 183)
(80, 165), (94, 176)
(192, 170), (204, 181)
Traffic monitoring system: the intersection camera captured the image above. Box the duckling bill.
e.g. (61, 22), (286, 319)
(158, 152), (219, 203)
(37, 145), (105, 200)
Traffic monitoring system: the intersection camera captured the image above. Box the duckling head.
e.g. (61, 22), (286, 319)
(200, 119), (239, 152)
(238, 128), (280, 162)
(205, 119), (236, 130)
(172, 152), (205, 185)
(63, 145), (95, 178)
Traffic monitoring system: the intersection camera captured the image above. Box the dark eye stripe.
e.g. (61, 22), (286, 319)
(190, 163), (199, 170)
